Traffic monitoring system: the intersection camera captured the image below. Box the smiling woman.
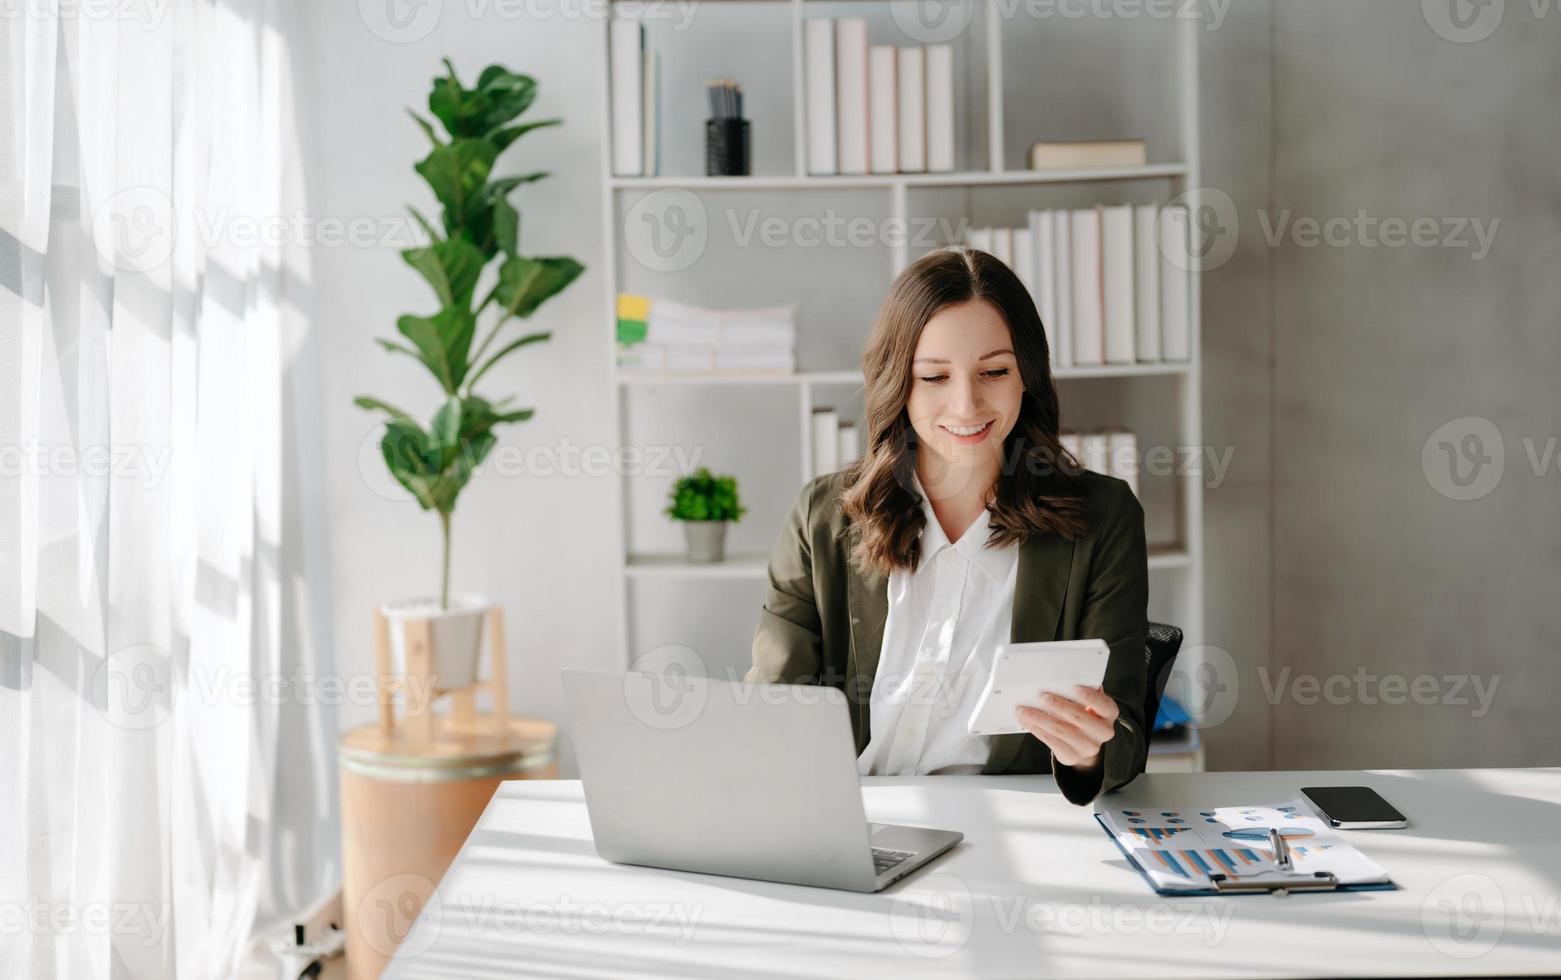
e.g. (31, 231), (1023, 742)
(747, 246), (1152, 806)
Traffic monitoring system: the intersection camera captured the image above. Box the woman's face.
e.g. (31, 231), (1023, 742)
(904, 298), (1024, 475)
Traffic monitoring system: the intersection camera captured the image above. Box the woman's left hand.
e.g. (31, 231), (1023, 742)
(1014, 684), (1119, 770)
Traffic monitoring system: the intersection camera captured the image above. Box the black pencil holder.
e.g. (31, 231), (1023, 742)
(705, 118), (751, 177)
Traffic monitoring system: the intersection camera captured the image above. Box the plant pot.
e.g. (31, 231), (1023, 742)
(682, 520), (729, 563)
(380, 594), (491, 690)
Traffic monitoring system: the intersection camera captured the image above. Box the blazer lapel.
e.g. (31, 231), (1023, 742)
(844, 554), (888, 755)
(983, 531), (1076, 774)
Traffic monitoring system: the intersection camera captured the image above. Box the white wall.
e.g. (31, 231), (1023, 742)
(296, 4), (618, 775)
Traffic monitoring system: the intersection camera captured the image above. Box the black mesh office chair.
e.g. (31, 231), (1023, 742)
(1142, 621), (1184, 751)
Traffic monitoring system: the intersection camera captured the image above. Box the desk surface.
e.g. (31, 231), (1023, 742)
(385, 768), (1561, 978)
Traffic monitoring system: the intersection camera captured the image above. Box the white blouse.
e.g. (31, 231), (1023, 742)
(856, 474), (1020, 776)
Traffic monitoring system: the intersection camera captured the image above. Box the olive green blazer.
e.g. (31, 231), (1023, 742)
(746, 468), (1150, 806)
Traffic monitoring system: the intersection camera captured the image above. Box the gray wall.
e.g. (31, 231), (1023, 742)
(1201, 0), (1561, 770)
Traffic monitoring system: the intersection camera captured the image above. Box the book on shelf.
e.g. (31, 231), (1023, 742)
(610, 19), (644, 176)
(925, 45), (953, 172)
(1101, 204), (1136, 365)
(961, 205), (1193, 369)
(1013, 227), (1036, 300)
(1134, 204), (1162, 362)
(1105, 429), (1140, 497)
(1062, 428), (1141, 499)
(868, 45), (897, 174)
(611, 19), (661, 177)
(897, 47), (926, 174)
(1069, 207), (1104, 367)
(992, 227), (1013, 268)
(838, 422), (861, 468)
(811, 408), (839, 476)
(617, 295), (797, 374)
(809, 18), (953, 176)
(812, 409), (861, 476)
(1028, 139), (1147, 171)
(1052, 210), (1073, 368)
(1159, 204), (1191, 361)
(1031, 210), (1057, 368)
(805, 19), (837, 176)
(642, 45), (660, 177)
(834, 18), (869, 175)
(1080, 430), (1110, 476)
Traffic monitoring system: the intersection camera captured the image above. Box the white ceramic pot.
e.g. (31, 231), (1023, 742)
(380, 594), (491, 690)
(682, 520), (729, 563)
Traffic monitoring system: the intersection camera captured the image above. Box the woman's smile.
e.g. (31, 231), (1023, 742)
(938, 419), (995, 444)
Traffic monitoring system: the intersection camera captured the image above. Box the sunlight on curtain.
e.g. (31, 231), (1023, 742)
(1, 2), (337, 977)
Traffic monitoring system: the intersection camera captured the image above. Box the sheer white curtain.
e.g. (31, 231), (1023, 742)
(1, 2), (338, 978)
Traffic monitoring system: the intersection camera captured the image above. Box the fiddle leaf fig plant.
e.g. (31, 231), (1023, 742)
(357, 59), (585, 610)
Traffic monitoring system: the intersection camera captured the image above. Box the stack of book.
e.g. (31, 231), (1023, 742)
(805, 19), (956, 175)
(964, 204), (1191, 368)
(617, 295), (797, 374)
(1061, 429), (1141, 498)
(810, 409), (863, 476)
(609, 19), (661, 177)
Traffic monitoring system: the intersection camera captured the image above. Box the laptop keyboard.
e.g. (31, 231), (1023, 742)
(872, 847), (916, 875)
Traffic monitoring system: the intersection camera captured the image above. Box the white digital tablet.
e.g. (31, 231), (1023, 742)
(966, 639), (1111, 736)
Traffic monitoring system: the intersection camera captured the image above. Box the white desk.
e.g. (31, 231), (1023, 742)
(385, 768), (1561, 978)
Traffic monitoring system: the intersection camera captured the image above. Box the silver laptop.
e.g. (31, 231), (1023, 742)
(561, 668), (964, 892)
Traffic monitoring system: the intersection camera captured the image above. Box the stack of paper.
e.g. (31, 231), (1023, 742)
(617, 296), (797, 374)
(806, 18), (955, 175)
(1095, 800), (1394, 894)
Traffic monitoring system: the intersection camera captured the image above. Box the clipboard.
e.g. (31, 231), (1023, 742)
(1093, 803), (1400, 897)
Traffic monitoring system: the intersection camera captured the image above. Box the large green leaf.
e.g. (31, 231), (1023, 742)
(406, 205), (439, 243)
(406, 110), (440, 145)
(402, 237), (484, 310)
(467, 331), (550, 390)
(354, 395), (414, 420)
(490, 118), (561, 154)
(381, 417), (441, 511)
(476, 176), (543, 257)
(489, 256), (586, 321)
(396, 308), (477, 392)
(425, 395), (536, 512)
(487, 172), (548, 198)
(491, 198), (519, 256)
(423, 430), (496, 513)
(431, 396), (464, 470)
(414, 139), (497, 233)
(428, 60), (538, 141)
(373, 338), (423, 363)
(452, 395), (534, 443)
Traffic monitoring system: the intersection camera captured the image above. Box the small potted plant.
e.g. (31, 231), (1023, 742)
(356, 59), (584, 689)
(665, 468), (746, 563)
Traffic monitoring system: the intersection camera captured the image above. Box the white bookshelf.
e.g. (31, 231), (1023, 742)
(598, 0), (1205, 722)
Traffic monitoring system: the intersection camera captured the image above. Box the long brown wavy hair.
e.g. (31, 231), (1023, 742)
(839, 246), (1087, 576)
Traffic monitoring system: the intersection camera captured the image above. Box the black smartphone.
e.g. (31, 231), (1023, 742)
(1300, 786), (1408, 829)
